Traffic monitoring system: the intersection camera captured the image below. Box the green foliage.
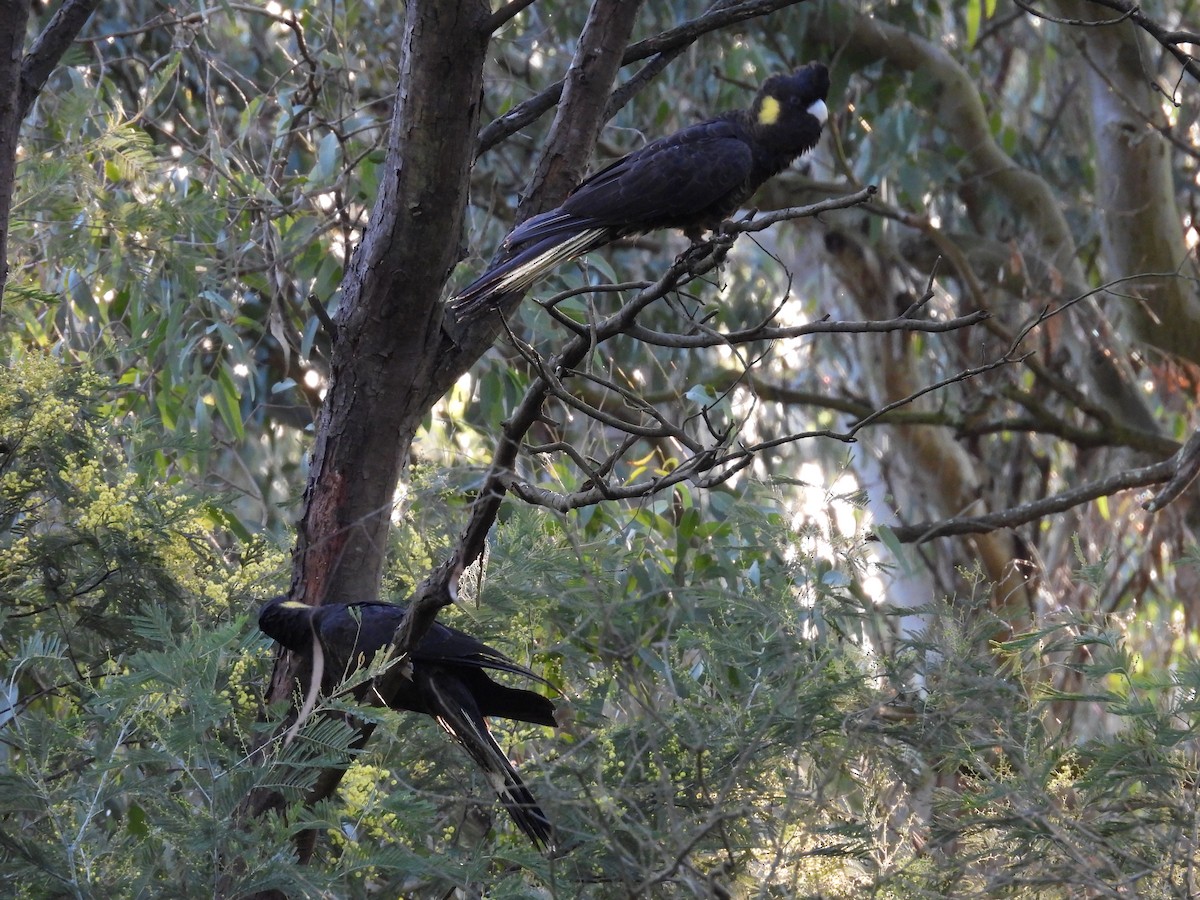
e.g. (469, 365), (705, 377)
(0, 356), (297, 897)
(5, 2), (1200, 896)
(6, 1), (401, 532)
(2, 360), (1199, 895)
(447, 497), (1200, 896)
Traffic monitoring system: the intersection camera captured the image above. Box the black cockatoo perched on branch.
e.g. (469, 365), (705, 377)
(449, 62), (831, 321)
(258, 596), (558, 850)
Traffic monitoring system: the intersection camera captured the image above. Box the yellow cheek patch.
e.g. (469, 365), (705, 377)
(757, 95), (781, 125)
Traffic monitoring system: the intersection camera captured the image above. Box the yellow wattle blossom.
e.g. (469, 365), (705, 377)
(331, 762), (402, 849)
(2, 350), (286, 629)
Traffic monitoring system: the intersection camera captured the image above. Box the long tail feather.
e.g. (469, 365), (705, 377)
(425, 676), (555, 851)
(449, 227), (609, 322)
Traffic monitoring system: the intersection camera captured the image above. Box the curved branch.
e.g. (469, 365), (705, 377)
(1035, 0), (1200, 85)
(1144, 429), (1200, 513)
(485, 0), (538, 33)
(19, 0), (100, 118)
(504, 442), (743, 513)
(887, 444), (1183, 543)
(623, 308), (990, 349)
(475, 0), (810, 156)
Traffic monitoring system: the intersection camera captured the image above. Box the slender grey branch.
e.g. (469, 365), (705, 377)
(1011, 0), (1136, 27)
(1013, 0), (1200, 85)
(475, 0), (810, 155)
(504, 442), (733, 512)
(525, 440), (619, 500)
(728, 187), (881, 234)
(849, 346), (1031, 433)
(887, 453), (1177, 544)
(19, 0), (100, 118)
(1144, 428), (1200, 513)
(624, 308), (990, 349)
(533, 344), (691, 441)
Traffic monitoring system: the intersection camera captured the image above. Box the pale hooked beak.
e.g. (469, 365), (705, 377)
(808, 98), (829, 125)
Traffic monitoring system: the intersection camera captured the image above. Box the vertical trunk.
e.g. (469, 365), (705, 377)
(252, 0), (651, 859)
(1068, 6), (1200, 361)
(249, 0), (493, 858)
(0, 1), (32, 311)
(287, 0), (492, 611)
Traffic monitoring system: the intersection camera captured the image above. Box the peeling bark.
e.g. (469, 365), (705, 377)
(287, 0), (492, 611)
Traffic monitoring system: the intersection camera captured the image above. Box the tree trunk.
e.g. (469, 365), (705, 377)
(286, 0), (492, 613)
(1063, 3), (1200, 363)
(256, 0), (647, 835)
(0, 0), (32, 311)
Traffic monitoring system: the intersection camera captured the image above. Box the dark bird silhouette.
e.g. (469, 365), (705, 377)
(449, 62), (831, 322)
(258, 596), (558, 850)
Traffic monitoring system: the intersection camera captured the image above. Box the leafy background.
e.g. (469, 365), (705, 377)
(3, 0), (1200, 897)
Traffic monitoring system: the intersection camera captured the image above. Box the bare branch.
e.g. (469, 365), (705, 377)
(448, 239), (756, 540)
(1011, 0), (1136, 28)
(475, 0), (810, 155)
(484, 0), (538, 33)
(446, 188), (990, 524)
(525, 441), (620, 500)
(728, 187), (880, 234)
(489, 250), (1200, 524)
(886, 451), (1177, 544)
(1080, 0), (1200, 84)
(563, 365), (702, 447)
(504, 442), (738, 512)
(446, 0), (658, 575)
(624, 308), (990, 349)
(18, 0), (100, 119)
(847, 309), (1037, 434)
(534, 352), (692, 441)
(604, 43), (686, 121)
(1143, 428), (1200, 513)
